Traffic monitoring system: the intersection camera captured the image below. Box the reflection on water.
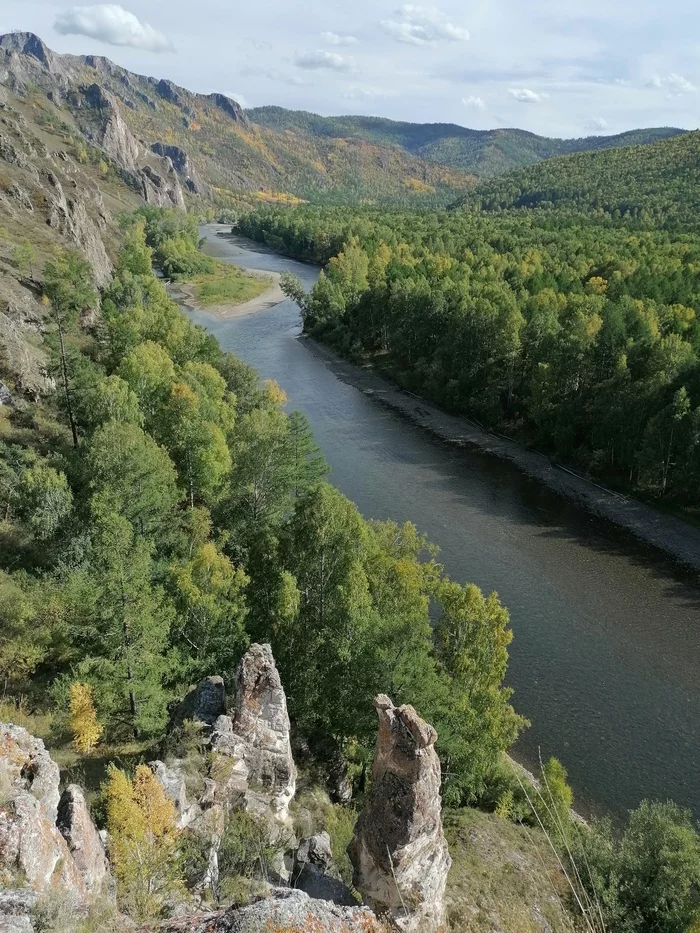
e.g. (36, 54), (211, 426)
(185, 225), (700, 820)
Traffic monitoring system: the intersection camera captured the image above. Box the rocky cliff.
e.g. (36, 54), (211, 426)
(0, 31), (476, 206)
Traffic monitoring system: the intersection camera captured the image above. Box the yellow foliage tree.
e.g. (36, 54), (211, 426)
(69, 682), (103, 753)
(104, 764), (182, 919)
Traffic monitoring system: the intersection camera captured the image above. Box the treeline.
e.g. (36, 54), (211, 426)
(239, 204), (700, 508)
(0, 207), (524, 808)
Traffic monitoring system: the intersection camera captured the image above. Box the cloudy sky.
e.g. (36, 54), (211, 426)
(2, 0), (699, 137)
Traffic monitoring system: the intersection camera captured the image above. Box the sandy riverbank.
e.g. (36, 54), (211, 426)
(304, 337), (700, 574)
(167, 268), (286, 319)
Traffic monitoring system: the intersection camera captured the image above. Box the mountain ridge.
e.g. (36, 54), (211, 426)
(248, 105), (687, 178)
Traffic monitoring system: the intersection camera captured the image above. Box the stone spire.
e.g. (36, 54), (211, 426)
(349, 694), (451, 933)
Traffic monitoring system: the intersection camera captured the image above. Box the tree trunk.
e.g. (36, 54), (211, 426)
(55, 312), (79, 449)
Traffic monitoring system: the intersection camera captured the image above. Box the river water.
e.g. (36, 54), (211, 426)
(185, 224), (700, 821)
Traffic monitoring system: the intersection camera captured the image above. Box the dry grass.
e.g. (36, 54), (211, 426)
(444, 808), (577, 933)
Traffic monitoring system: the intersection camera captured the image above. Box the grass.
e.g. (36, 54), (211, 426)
(188, 262), (270, 307)
(444, 807), (576, 933)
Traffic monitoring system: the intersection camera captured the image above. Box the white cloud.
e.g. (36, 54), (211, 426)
(508, 87), (548, 103)
(343, 86), (392, 100)
(650, 73), (696, 95)
(295, 50), (354, 72)
(586, 117), (608, 131)
(54, 4), (172, 52)
(381, 5), (469, 46)
(322, 31), (358, 46)
(462, 95), (485, 110)
(240, 65), (306, 86)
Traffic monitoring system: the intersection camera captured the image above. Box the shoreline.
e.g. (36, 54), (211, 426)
(166, 268), (286, 319)
(302, 336), (700, 574)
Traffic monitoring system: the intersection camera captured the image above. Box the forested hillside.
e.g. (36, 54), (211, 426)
(458, 130), (700, 228)
(240, 195), (700, 510)
(250, 106), (685, 178)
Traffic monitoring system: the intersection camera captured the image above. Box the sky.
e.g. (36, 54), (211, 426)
(2, 0), (699, 138)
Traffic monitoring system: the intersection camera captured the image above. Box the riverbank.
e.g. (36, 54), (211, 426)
(303, 336), (700, 574)
(166, 267), (286, 319)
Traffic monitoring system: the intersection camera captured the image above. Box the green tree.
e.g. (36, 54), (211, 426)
(86, 421), (180, 542)
(43, 251), (98, 447)
(286, 410), (330, 495)
(13, 239), (36, 278)
(433, 579), (528, 804)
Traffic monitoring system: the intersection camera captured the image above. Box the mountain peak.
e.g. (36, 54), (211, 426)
(0, 31), (51, 65)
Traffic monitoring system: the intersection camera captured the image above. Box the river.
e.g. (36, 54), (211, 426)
(184, 224), (700, 821)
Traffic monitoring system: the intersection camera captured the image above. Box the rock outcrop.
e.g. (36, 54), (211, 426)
(56, 785), (111, 896)
(210, 643), (296, 828)
(0, 723), (112, 924)
(169, 675), (226, 731)
(153, 888), (381, 933)
(148, 760), (202, 830)
(151, 142), (209, 195)
(293, 832), (358, 907)
(349, 695), (451, 933)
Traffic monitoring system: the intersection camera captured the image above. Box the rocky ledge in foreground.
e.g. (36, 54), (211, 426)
(144, 887), (383, 932)
(0, 722), (112, 923)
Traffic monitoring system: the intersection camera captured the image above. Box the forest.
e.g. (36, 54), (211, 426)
(238, 188), (700, 510)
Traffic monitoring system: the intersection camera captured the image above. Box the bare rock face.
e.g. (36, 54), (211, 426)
(349, 695), (451, 933)
(151, 143), (209, 196)
(0, 722), (61, 822)
(56, 785), (111, 897)
(0, 792), (86, 896)
(169, 675), (226, 730)
(153, 888), (381, 933)
(210, 644), (296, 828)
(0, 723), (111, 914)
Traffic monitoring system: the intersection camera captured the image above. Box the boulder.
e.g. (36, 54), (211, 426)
(56, 785), (111, 896)
(169, 676), (226, 731)
(0, 722), (60, 822)
(154, 888), (381, 932)
(293, 832), (358, 908)
(0, 722), (112, 916)
(211, 644), (296, 828)
(349, 695), (451, 933)
(0, 791), (86, 897)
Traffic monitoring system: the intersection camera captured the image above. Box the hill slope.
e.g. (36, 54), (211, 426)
(249, 105), (686, 178)
(455, 129), (700, 228)
(0, 33), (475, 206)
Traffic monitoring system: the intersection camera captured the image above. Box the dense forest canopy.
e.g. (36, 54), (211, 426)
(0, 206), (528, 811)
(456, 130), (700, 231)
(239, 168), (700, 508)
